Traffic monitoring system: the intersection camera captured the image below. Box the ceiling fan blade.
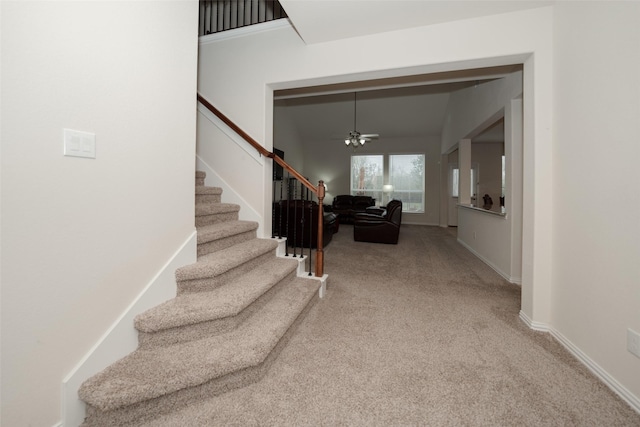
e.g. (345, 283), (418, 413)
(359, 134), (379, 139)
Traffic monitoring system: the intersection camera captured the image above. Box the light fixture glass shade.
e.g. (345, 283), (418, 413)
(383, 184), (394, 193)
(345, 136), (365, 148)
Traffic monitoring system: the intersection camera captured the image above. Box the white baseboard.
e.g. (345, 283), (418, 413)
(402, 221), (441, 226)
(275, 239), (328, 299)
(518, 310), (549, 331)
(457, 238), (521, 284)
(61, 232), (197, 427)
(519, 310), (640, 414)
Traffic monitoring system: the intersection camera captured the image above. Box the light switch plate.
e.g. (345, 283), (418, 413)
(64, 128), (96, 159)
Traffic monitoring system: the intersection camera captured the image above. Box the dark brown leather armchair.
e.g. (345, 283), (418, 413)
(331, 195), (375, 224)
(353, 200), (403, 244)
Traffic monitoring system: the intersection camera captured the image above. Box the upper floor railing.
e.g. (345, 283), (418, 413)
(199, 0), (288, 36)
(196, 94), (326, 277)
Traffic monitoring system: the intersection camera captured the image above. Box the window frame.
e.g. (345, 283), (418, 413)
(350, 154), (384, 203)
(388, 153), (425, 213)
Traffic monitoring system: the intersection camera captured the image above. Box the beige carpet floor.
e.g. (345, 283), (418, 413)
(143, 224), (640, 426)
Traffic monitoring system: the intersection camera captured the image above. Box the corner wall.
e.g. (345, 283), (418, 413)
(441, 75), (524, 283)
(0, 2), (198, 425)
(551, 2), (640, 407)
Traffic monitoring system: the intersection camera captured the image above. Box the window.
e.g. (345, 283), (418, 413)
(451, 167), (476, 200)
(350, 155), (383, 202)
(452, 168), (459, 197)
(389, 154), (425, 213)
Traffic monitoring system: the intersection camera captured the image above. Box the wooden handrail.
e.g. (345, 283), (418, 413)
(197, 93), (325, 277)
(197, 94), (319, 195)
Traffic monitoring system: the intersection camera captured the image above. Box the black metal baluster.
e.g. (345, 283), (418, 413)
(271, 171), (276, 239)
(205, 1), (212, 35)
(217, 1), (223, 33)
(251, 0), (257, 25)
(303, 180), (308, 261)
(278, 178), (283, 239)
(258, 0), (263, 23)
(238, 0), (245, 28)
(266, 0), (273, 21)
(230, 0), (236, 30)
(256, 0), (261, 23)
(199, 0), (288, 35)
(284, 174), (289, 256)
(308, 191), (314, 276)
(292, 179), (298, 258)
(225, 0), (231, 30)
(199, 2), (204, 35)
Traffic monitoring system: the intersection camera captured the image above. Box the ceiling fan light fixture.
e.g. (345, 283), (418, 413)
(344, 92), (378, 150)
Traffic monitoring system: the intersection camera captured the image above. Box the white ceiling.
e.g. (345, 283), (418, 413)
(275, 66), (519, 146)
(277, 83), (466, 144)
(279, 0), (553, 45)
(274, 1), (536, 146)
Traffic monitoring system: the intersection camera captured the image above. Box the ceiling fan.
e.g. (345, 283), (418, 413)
(345, 92), (379, 149)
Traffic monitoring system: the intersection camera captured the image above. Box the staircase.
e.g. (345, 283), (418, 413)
(78, 171), (321, 426)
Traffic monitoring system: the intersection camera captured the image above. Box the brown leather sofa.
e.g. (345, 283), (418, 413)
(353, 200), (403, 244)
(331, 195), (376, 224)
(274, 199), (337, 248)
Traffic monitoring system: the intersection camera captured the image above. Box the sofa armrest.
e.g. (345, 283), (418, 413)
(354, 213), (387, 224)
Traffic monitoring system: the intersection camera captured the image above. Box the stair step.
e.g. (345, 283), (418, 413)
(195, 202), (239, 216)
(79, 276), (320, 423)
(77, 169), (325, 425)
(196, 185), (222, 204)
(195, 171), (206, 186)
(175, 238), (279, 293)
(195, 185), (220, 195)
(195, 202), (239, 227)
(135, 257), (299, 348)
(197, 220), (258, 257)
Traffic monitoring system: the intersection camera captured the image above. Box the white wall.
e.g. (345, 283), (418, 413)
(196, 105), (265, 232)
(440, 76), (524, 285)
(0, 2), (198, 425)
(441, 72), (523, 152)
(472, 142), (503, 210)
(457, 207), (514, 281)
(551, 2), (640, 405)
(274, 101), (305, 172)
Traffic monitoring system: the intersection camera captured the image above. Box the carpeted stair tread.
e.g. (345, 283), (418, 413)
(79, 277), (320, 411)
(175, 238), (279, 282)
(135, 257), (298, 332)
(195, 185), (222, 196)
(196, 220), (257, 245)
(195, 202), (239, 217)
